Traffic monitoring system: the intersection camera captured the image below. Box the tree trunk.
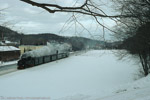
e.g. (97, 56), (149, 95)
(139, 52), (149, 76)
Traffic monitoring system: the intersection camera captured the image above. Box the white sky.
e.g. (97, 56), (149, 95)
(0, 0), (117, 40)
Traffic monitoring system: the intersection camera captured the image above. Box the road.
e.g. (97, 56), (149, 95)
(0, 64), (18, 76)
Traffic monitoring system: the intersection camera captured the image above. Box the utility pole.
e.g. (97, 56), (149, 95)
(1, 32), (4, 41)
(1, 32), (4, 42)
(1, 32), (5, 44)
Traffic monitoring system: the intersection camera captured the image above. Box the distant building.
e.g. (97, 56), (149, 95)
(0, 40), (19, 47)
(19, 45), (44, 55)
(0, 46), (20, 62)
(0, 41), (5, 46)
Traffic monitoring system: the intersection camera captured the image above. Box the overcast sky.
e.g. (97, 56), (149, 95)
(0, 0), (117, 40)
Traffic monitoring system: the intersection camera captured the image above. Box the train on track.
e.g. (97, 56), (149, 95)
(17, 43), (71, 69)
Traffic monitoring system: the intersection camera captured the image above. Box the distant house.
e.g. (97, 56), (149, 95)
(0, 41), (5, 46)
(19, 45), (44, 55)
(0, 40), (19, 47)
(4, 40), (19, 46)
(0, 46), (20, 62)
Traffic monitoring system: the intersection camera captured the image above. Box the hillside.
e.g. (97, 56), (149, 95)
(0, 26), (66, 43)
(0, 26), (22, 42)
(0, 26), (104, 51)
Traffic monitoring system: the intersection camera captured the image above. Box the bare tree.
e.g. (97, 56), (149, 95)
(113, 0), (150, 76)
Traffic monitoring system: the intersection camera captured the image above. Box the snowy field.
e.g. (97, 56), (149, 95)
(0, 50), (150, 100)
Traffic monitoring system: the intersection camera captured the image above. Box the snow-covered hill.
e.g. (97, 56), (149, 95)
(0, 50), (149, 100)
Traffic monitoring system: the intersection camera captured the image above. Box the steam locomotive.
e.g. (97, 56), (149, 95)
(17, 43), (71, 69)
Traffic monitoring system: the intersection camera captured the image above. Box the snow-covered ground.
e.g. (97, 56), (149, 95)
(0, 50), (149, 100)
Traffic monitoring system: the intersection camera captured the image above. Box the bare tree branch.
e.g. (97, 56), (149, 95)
(20, 0), (135, 18)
